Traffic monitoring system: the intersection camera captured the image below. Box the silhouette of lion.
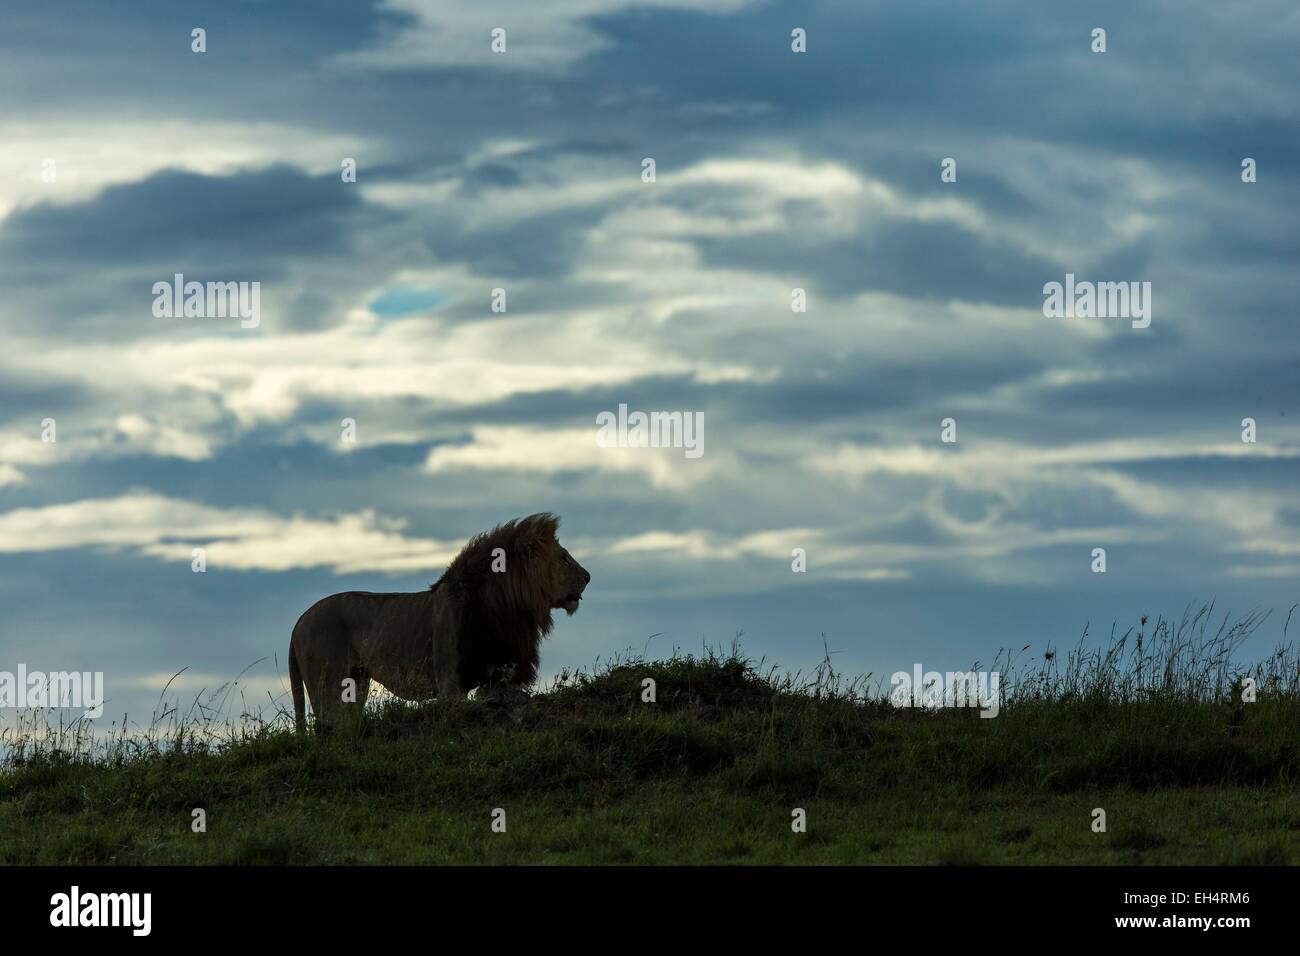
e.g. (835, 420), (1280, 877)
(288, 513), (590, 732)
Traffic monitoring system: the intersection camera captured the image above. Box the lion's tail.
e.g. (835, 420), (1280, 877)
(288, 638), (306, 735)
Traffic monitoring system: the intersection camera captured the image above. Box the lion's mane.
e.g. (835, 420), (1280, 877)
(431, 512), (562, 688)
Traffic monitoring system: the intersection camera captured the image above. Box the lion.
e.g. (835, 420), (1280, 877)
(287, 513), (590, 733)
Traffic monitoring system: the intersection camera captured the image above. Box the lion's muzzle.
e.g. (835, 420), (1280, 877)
(558, 555), (591, 615)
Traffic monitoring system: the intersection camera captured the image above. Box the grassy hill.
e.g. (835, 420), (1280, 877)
(2, 606), (1298, 865)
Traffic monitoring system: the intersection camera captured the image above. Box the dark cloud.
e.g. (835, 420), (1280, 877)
(0, 165), (400, 334)
(419, 203), (610, 280)
(1, 165), (376, 266)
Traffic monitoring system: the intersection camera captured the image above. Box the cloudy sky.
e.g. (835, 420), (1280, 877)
(2, 0), (1298, 727)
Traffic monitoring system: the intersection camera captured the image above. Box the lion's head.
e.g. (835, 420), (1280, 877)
(553, 545), (591, 615)
(431, 513), (589, 690)
(460, 512), (589, 616)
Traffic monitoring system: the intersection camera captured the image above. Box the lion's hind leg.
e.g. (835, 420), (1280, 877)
(301, 648), (361, 737)
(349, 664), (374, 735)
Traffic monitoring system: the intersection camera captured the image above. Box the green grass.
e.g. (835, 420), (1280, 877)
(2, 604), (1298, 864)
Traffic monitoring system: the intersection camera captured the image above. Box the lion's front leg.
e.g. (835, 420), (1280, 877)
(429, 590), (466, 700)
(434, 658), (465, 702)
(435, 664), (465, 700)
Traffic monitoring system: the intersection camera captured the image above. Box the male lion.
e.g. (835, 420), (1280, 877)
(287, 513), (589, 733)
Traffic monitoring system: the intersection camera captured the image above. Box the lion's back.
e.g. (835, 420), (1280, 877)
(291, 591), (393, 646)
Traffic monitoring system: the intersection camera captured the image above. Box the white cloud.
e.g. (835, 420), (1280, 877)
(606, 527), (917, 580)
(338, 0), (755, 72)
(424, 426), (713, 488)
(827, 568), (912, 582)
(7, 305), (762, 443)
(810, 437), (1300, 484)
(0, 120), (366, 222)
(0, 493), (461, 574)
(608, 527), (821, 561)
(111, 415), (214, 462)
(0, 416), (218, 469)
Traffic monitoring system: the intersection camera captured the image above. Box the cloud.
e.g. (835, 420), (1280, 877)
(0, 493), (461, 574)
(608, 527), (821, 561)
(424, 426), (713, 488)
(809, 437), (1300, 485)
(0, 120), (366, 222)
(0, 416), (217, 470)
(339, 0), (756, 72)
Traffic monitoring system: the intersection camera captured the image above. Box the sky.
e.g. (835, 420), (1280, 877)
(1, 0), (1298, 729)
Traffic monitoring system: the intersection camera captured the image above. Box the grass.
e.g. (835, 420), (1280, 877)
(2, 603), (1298, 865)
